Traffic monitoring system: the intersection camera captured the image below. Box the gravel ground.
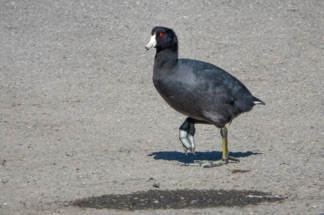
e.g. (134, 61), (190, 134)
(0, 0), (323, 214)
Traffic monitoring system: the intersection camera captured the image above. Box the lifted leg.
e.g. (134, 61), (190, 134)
(179, 117), (196, 153)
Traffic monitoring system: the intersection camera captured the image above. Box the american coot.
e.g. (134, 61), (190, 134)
(145, 26), (265, 167)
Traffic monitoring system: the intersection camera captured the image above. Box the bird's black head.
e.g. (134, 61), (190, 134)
(145, 26), (178, 53)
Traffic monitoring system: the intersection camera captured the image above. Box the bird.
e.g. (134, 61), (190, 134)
(145, 26), (265, 167)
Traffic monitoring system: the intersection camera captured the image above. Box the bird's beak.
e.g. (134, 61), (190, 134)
(145, 34), (156, 51)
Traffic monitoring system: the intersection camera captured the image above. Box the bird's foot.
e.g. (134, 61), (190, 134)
(180, 130), (196, 154)
(183, 156), (239, 168)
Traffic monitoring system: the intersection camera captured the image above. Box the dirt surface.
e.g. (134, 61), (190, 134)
(0, 0), (323, 214)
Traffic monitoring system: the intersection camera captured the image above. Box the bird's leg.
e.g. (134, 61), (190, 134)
(179, 118), (196, 153)
(185, 126), (239, 168)
(201, 126), (239, 167)
(220, 126), (240, 163)
(221, 126), (229, 162)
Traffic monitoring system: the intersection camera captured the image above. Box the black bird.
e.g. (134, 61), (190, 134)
(145, 26), (265, 167)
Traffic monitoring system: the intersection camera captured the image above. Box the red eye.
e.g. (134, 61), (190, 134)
(159, 32), (165, 37)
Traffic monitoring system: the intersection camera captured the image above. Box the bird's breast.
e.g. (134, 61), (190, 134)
(153, 75), (207, 121)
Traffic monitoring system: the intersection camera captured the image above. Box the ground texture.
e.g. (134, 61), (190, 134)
(0, 0), (323, 214)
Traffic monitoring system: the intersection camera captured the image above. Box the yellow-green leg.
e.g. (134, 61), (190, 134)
(185, 126), (239, 168)
(221, 126), (229, 162)
(219, 126), (239, 164)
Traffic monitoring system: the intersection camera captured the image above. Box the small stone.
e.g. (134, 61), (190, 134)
(1, 178), (9, 184)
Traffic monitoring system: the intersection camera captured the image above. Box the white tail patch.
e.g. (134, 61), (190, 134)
(253, 101), (265, 105)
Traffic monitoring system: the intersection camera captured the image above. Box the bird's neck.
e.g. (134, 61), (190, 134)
(154, 49), (178, 70)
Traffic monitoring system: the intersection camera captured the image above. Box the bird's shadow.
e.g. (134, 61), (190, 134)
(148, 151), (262, 164)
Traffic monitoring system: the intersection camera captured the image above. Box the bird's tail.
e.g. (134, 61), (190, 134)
(253, 97), (265, 105)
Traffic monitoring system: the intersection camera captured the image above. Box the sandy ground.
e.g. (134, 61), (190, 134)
(0, 0), (323, 214)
